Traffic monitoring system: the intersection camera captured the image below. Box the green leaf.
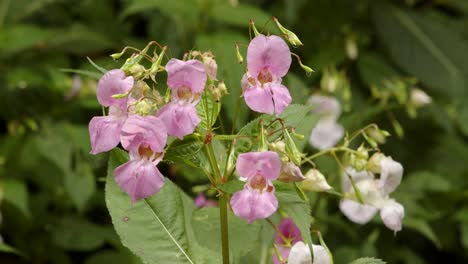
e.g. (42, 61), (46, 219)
(164, 135), (207, 168)
(349, 257), (386, 264)
(404, 217), (441, 249)
(51, 216), (107, 251)
(84, 250), (140, 264)
(218, 178), (244, 194)
(1, 179), (30, 218)
(65, 160), (96, 212)
(0, 242), (24, 256)
(191, 208), (261, 261)
(209, 0), (270, 27)
(358, 53), (399, 87)
(372, 3), (468, 98)
(197, 89), (221, 133)
(105, 149), (216, 264)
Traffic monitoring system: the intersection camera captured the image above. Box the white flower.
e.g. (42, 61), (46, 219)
(288, 241), (331, 264)
(309, 120), (344, 150)
(339, 158), (405, 233)
(410, 88), (432, 107)
(301, 169), (332, 192)
(307, 95), (341, 121)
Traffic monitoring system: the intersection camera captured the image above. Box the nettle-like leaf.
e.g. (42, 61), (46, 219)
(191, 208), (261, 262)
(349, 257), (386, 264)
(164, 135), (207, 168)
(105, 149), (218, 264)
(196, 89), (221, 133)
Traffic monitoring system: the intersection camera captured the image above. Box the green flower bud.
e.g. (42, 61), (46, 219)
(235, 44), (244, 64)
(284, 129), (302, 165)
(273, 17), (303, 47)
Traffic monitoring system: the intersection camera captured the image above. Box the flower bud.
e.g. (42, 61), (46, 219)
(301, 169), (332, 192)
(202, 52), (218, 81)
(131, 80), (150, 99)
(235, 44), (244, 64)
(410, 88), (432, 107)
(134, 99), (154, 116)
(249, 19), (261, 37)
(110, 50), (125, 60)
(320, 69), (338, 93)
(299, 61), (314, 76)
(278, 162), (306, 183)
(284, 129), (302, 165)
(345, 37), (358, 60)
(270, 141), (286, 152)
(366, 126), (388, 145)
(367, 152), (385, 173)
(350, 145), (368, 172)
(273, 17), (303, 47)
(128, 64), (146, 79)
(217, 81), (228, 95)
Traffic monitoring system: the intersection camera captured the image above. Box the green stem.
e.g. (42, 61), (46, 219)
(219, 194), (230, 264)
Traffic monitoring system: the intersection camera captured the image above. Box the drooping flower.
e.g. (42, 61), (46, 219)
(339, 156), (405, 232)
(89, 69), (134, 154)
(157, 102), (201, 139)
(288, 241), (330, 264)
(308, 95), (344, 150)
(114, 146), (165, 204)
(230, 151), (281, 223)
(242, 34), (292, 116)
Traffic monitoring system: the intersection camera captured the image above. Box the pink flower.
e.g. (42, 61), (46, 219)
(272, 218), (303, 264)
(89, 105), (127, 154)
(242, 34), (292, 116)
(230, 151), (281, 223)
(114, 146), (165, 203)
(96, 69), (134, 107)
(120, 115), (167, 153)
(157, 102), (201, 139)
(166, 59), (207, 101)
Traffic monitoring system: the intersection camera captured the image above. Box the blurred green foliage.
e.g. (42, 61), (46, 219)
(1, 0), (468, 263)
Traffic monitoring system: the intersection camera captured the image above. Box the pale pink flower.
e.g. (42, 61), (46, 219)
(166, 59), (207, 99)
(157, 102), (201, 139)
(272, 218), (303, 264)
(89, 105), (127, 154)
(230, 151), (281, 223)
(288, 241), (331, 264)
(120, 115), (167, 153)
(114, 146), (165, 204)
(96, 69), (134, 107)
(242, 34), (292, 116)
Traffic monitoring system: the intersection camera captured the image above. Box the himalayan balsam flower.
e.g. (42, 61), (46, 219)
(157, 59), (207, 139)
(340, 156), (405, 232)
(242, 34), (292, 116)
(308, 95), (344, 150)
(114, 115), (168, 203)
(230, 151), (281, 223)
(273, 218), (330, 264)
(89, 69), (134, 154)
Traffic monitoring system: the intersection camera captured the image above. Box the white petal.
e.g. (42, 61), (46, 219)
(302, 169), (332, 192)
(339, 199), (378, 224)
(307, 95), (341, 121)
(309, 120), (344, 150)
(379, 157), (403, 195)
(341, 167), (374, 193)
(312, 244), (331, 264)
(288, 242), (331, 264)
(380, 200), (404, 232)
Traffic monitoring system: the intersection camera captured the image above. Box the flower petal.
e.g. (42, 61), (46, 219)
(341, 167), (375, 193)
(380, 199), (404, 232)
(243, 85), (275, 115)
(88, 114), (125, 154)
(166, 59), (207, 93)
(230, 188), (278, 223)
(307, 95), (341, 121)
(309, 120), (344, 150)
(379, 157), (403, 195)
(157, 102), (201, 139)
(114, 158), (165, 203)
(269, 83), (292, 116)
(236, 151), (282, 180)
(339, 199), (378, 225)
(97, 69), (134, 107)
(120, 115), (167, 153)
(276, 218), (302, 245)
(247, 34), (292, 78)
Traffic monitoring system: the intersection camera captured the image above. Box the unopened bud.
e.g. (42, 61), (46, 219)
(350, 145), (368, 172)
(321, 69), (338, 93)
(249, 19), (260, 37)
(110, 50), (125, 60)
(235, 44), (244, 64)
(367, 152), (385, 173)
(410, 88), (432, 107)
(217, 81), (228, 95)
(203, 56), (218, 81)
(278, 162), (306, 183)
(284, 129), (302, 165)
(270, 141), (286, 152)
(345, 37), (358, 60)
(134, 99), (154, 116)
(132, 80), (150, 99)
(273, 17), (303, 47)
(366, 126), (388, 145)
(301, 169), (332, 192)
(299, 61), (314, 76)
(149, 46), (167, 77)
(128, 64), (146, 79)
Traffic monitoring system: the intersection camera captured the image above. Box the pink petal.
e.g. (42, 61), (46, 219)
(114, 158), (165, 204)
(269, 83), (292, 116)
(247, 35), (292, 78)
(166, 59), (207, 94)
(157, 102), (201, 139)
(276, 218), (302, 245)
(97, 69), (134, 107)
(236, 151), (282, 180)
(339, 199), (378, 225)
(230, 188), (278, 223)
(120, 115), (167, 153)
(272, 245), (291, 264)
(243, 85), (275, 115)
(88, 112), (125, 154)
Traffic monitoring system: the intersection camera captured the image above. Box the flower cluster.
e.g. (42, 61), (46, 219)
(340, 154), (405, 232)
(89, 57), (211, 203)
(272, 218), (330, 264)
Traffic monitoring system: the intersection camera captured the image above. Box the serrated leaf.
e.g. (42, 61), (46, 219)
(105, 149), (217, 264)
(349, 257), (386, 264)
(164, 135), (207, 168)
